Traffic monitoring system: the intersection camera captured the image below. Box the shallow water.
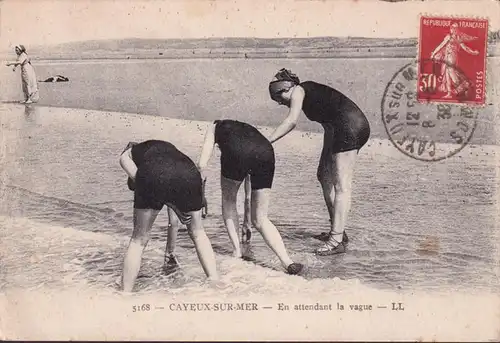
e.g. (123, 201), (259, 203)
(1, 57), (499, 144)
(0, 104), (498, 294)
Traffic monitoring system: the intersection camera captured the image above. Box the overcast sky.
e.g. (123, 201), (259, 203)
(1, 0), (498, 51)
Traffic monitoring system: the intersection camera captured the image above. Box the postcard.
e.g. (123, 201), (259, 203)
(0, 0), (499, 341)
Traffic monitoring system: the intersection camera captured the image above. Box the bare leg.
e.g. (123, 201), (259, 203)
(241, 175), (252, 243)
(221, 175), (243, 257)
(166, 206), (180, 256)
(121, 208), (160, 292)
(316, 149), (358, 255)
(251, 188), (295, 269)
(186, 210), (218, 279)
(317, 147), (336, 223)
(162, 206), (181, 274)
(330, 150), (357, 241)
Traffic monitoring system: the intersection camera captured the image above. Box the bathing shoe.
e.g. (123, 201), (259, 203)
(315, 238), (346, 256)
(319, 231), (349, 245)
(286, 263), (304, 275)
(162, 254), (180, 275)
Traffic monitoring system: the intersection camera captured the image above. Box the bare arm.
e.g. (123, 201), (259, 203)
(431, 35), (451, 58)
(268, 86), (305, 144)
(460, 43), (479, 55)
(119, 148), (138, 180)
(198, 122), (216, 176)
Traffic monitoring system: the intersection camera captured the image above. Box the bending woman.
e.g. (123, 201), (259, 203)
(268, 68), (370, 256)
(198, 119), (303, 275)
(5, 45), (39, 104)
(119, 140), (218, 292)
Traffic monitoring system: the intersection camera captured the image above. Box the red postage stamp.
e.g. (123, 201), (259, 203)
(417, 16), (488, 105)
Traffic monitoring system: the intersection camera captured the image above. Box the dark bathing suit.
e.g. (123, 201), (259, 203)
(131, 140), (203, 225)
(299, 81), (371, 153)
(214, 120), (275, 190)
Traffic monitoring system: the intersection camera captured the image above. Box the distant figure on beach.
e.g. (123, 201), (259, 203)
(198, 119), (303, 275)
(5, 45), (40, 104)
(119, 140), (218, 292)
(41, 75), (69, 83)
(430, 23), (479, 99)
(268, 68), (370, 256)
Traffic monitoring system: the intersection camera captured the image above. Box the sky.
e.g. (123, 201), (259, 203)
(1, 0), (499, 51)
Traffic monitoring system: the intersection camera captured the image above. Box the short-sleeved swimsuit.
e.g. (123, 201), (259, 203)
(299, 81), (371, 153)
(214, 120), (275, 190)
(130, 140), (203, 225)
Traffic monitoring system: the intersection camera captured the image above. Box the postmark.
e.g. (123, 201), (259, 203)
(381, 60), (479, 162)
(417, 16), (488, 105)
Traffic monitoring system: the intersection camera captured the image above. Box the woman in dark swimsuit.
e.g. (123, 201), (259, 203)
(119, 140), (218, 291)
(198, 119), (303, 275)
(268, 68), (370, 256)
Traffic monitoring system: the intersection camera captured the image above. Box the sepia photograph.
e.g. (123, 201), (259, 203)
(0, 0), (499, 341)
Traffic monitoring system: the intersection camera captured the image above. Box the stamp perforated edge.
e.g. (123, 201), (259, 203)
(415, 13), (491, 108)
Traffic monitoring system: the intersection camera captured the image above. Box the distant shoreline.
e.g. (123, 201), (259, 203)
(3, 45), (498, 61)
(1, 36), (497, 60)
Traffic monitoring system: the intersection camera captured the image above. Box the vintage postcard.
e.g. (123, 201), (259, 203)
(0, 0), (499, 341)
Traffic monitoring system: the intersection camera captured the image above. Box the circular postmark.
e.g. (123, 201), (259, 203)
(381, 59), (479, 162)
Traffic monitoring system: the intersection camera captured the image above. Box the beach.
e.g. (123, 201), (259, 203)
(0, 55), (499, 340)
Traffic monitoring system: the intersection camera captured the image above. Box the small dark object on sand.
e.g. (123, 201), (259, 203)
(41, 75), (69, 82)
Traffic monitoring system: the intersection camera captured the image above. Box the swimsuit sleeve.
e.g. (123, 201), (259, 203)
(131, 141), (156, 166)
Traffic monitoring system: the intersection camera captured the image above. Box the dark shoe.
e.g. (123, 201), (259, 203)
(286, 263), (304, 275)
(162, 254), (180, 275)
(315, 239), (346, 256)
(343, 231), (349, 245)
(318, 231), (349, 245)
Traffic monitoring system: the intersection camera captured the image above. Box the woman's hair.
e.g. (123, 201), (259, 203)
(15, 45), (26, 53)
(268, 68), (300, 103)
(273, 68), (300, 85)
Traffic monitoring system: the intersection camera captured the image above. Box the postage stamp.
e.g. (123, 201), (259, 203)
(381, 60), (480, 162)
(417, 16), (488, 105)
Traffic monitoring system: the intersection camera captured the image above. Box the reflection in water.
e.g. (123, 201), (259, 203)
(24, 104), (37, 122)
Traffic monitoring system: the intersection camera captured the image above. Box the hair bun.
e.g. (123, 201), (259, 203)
(274, 68), (300, 84)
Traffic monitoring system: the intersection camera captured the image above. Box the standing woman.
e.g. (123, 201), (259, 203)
(267, 68), (370, 256)
(119, 140), (218, 292)
(5, 45), (40, 104)
(198, 119), (303, 275)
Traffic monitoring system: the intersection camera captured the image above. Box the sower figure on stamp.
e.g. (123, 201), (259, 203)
(430, 23), (479, 99)
(119, 140), (219, 292)
(198, 119), (303, 275)
(267, 68), (370, 256)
